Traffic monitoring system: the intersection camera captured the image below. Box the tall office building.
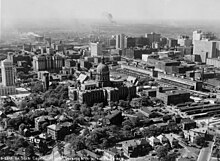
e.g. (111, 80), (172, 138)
(193, 40), (220, 63)
(178, 35), (192, 47)
(90, 42), (102, 56)
(116, 34), (125, 49)
(0, 59), (16, 96)
(167, 38), (178, 48)
(193, 30), (215, 45)
(32, 54), (64, 73)
(1, 59), (14, 86)
(124, 37), (135, 48)
(193, 30), (203, 45)
(145, 32), (161, 45)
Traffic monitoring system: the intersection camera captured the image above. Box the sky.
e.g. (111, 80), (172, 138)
(1, 0), (220, 26)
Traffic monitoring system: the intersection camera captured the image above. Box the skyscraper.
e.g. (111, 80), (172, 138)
(116, 34), (125, 49)
(145, 32), (161, 45)
(193, 30), (215, 45)
(1, 59), (14, 87)
(90, 42), (102, 56)
(193, 30), (203, 45)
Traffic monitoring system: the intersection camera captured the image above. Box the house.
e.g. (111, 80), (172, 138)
(127, 76), (138, 85)
(104, 110), (123, 125)
(165, 134), (179, 148)
(103, 148), (122, 161)
(157, 134), (170, 145)
(77, 149), (100, 160)
(183, 127), (207, 143)
(47, 122), (75, 140)
(103, 150), (118, 161)
(55, 114), (72, 123)
(16, 147), (28, 157)
(35, 116), (56, 131)
(149, 136), (161, 147)
(173, 114), (182, 123)
(122, 138), (152, 158)
(182, 118), (197, 130)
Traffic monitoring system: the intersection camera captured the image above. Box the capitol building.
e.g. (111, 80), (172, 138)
(69, 58), (136, 106)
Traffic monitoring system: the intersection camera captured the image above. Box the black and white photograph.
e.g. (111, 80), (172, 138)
(1, 0), (220, 160)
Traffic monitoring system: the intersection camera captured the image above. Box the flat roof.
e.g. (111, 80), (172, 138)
(165, 90), (189, 95)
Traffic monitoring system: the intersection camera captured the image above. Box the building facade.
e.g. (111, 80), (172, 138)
(193, 40), (220, 63)
(1, 59), (14, 87)
(157, 87), (190, 105)
(33, 54), (64, 72)
(178, 35), (192, 47)
(90, 42), (103, 56)
(116, 34), (125, 49)
(145, 32), (161, 45)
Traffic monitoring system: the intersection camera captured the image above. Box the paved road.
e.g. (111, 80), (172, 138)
(197, 136), (216, 161)
(41, 146), (63, 161)
(166, 133), (198, 158)
(41, 143), (70, 161)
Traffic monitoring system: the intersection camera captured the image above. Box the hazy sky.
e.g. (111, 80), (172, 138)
(1, 0), (220, 25)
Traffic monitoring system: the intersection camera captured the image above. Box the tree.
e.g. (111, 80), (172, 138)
(156, 146), (168, 159)
(130, 117), (142, 127)
(67, 74), (73, 80)
(179, 131), (185, 139)
(161, 152), (178, 161)
(39, 141), (48, 155)
(100, 138), (109, 149)
(194, 136), (206, 147)
(0, 132), (7, 143)
(8, 118), (16, 128)
(80, 105), (91, 117)
(19, 123), (26, 135)
(122, 130), (133, 139)
(71, 136), (86, 151)
(141, 96), (151, 106)
(20, 100), (28, 109)
(3, 106), (13, 114)
(17, 71), (26, 80)
(31, 82), (44, 93)
(57, 142), (65, 157)
(73, 103), (81, 110)
(25, 144), (36, 158)
(130, 98), (142, 108)
(122, 119), (133, 129)
(83, 128), (90, 136)
(41, 122), (49, 132)
(163, 115), (172, 122)
(123, 125), (132, 131)
(15, 138), (28, 149)
(118, 100), (130, 109)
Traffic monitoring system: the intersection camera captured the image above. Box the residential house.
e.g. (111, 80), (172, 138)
(47, 122), (75, 140)
(149, 136), (161, 147)
(104, 110), (123, 125)
(103, 148), (122, 161)
(157, 134), (170, 145)
(35, 116), (56, 131)
(77, 149), (100, 161)
(122, 138), (152, 158)
(182, 118), (197, 130)
(183, 127), (207, 143)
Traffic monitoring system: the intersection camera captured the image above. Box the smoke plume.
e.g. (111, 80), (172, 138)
(102, 12), (116, 24)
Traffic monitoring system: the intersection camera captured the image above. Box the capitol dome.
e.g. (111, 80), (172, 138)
(96, 57), (110, 87)
(97, 62), (109, 73)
